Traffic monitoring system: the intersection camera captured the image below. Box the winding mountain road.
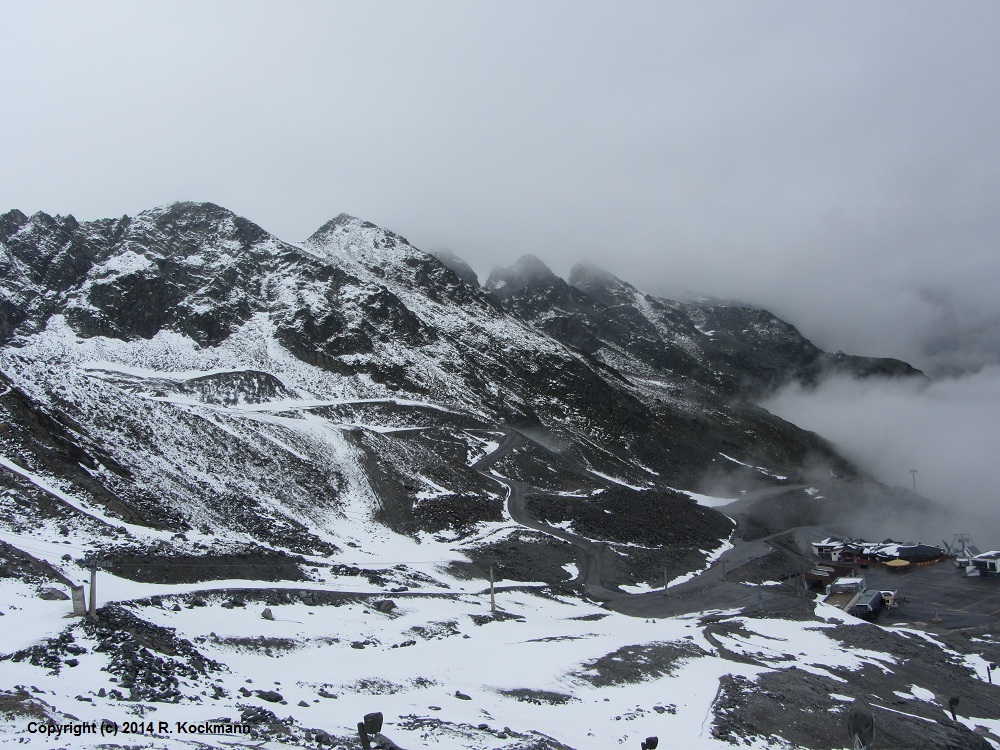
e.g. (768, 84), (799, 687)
(3, 424), (812, 620)
(471, 429), (813, 617)
(472, 430), (616, 600)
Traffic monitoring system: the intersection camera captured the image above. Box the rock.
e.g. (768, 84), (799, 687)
(98, 688), (106, 698)
(239, 687), (251, 697)
(171, 603), (182, 612)
(455, 690), (472, 700)
(261, 608), (275, 620)
(255, 690), (283, 703)
(298, 700), (309, 707)
(318, 688), (338, 699)
(64, 658), (79, 667)
(350, 641), (366, 649)
(373, 599), (397, 613)
(38, 588), (69, 601)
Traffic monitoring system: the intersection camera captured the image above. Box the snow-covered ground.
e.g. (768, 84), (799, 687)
(7, 573), (997, 750)
(0, 577), (861, 749)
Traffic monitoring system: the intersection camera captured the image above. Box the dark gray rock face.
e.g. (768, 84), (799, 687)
(0, 200), (926, 571)
(485, 257), (923, 399)
(431, 249), (479, 288)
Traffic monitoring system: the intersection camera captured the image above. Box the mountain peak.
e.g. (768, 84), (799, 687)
(313, 212), (361, 233)
(484, 254), (558, 290)
(569, 262), (640, 308)
(132, 201), (273, 252)
(143, 201), (235, 221)
(306, 213), (415, 250)
(511, 254), (555, 278)
(0, 208), (29, 241)
(432, 249), (479, 288)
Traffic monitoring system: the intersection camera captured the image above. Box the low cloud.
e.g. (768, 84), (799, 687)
(760, 368), (1000, 549)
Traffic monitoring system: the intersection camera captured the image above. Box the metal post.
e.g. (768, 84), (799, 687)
(490, 565), (496, 615)
(910, 469), (918, 492)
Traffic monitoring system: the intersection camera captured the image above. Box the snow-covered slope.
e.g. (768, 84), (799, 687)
(2, 201), (986, 749)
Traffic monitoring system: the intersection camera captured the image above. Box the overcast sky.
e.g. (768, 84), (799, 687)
(3, 1), (999, 518)
(4, 1), (1000, 373)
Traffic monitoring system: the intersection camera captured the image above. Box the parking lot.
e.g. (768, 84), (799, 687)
(851, 559), (1000, 630)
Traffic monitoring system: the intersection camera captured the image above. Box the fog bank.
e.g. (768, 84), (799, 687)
(761, 368), (1000, 547)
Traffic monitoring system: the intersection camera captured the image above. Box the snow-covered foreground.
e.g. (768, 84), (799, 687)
(7, 570), (989, 750)
(0, 584), (721, 748)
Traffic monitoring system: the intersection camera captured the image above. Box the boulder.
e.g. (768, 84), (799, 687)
(38, 588), (69, 601)
(261, 608), (275, 620)
(373, 599), (397, 614)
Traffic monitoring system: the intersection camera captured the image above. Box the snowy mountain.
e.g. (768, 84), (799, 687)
(2, 202), (996, 750)
(0, 202), (882, 560)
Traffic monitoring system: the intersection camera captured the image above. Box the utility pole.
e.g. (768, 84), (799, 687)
(910, 469), (918, 492)
(489, 565), (496, 615)
(88, 561), (98, 619)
